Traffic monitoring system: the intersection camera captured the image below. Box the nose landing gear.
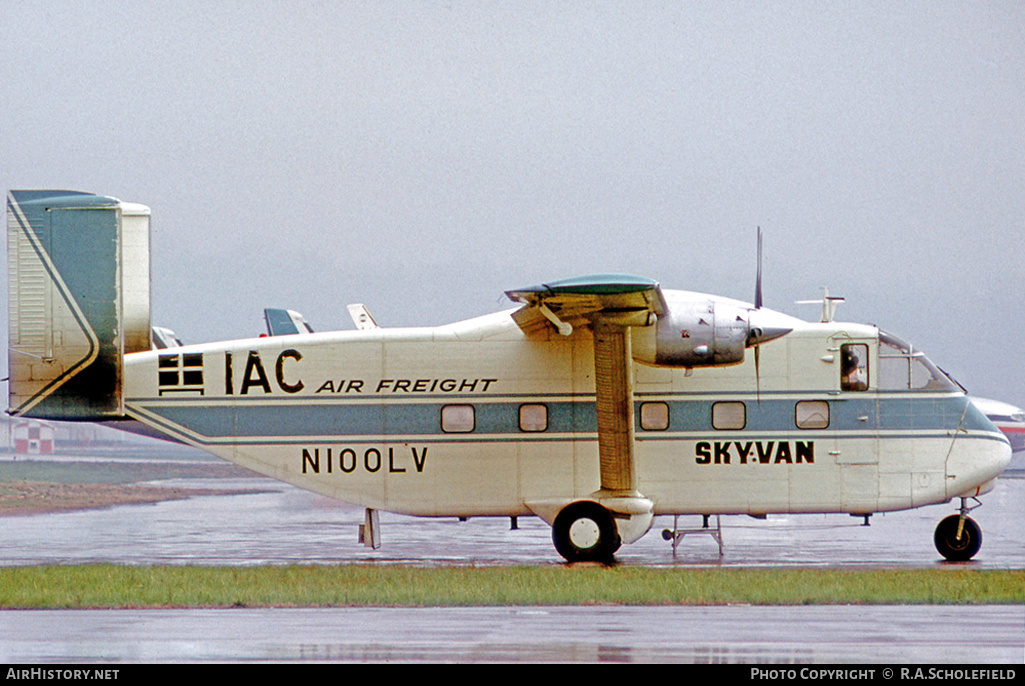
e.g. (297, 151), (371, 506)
(933, 497), (982, 562)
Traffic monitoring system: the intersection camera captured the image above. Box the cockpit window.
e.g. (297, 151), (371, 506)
(877, 331), (958, 392)
(840, 343), (869, 391)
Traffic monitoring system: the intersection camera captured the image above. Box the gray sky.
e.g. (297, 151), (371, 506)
(2, 1), (1023, 407)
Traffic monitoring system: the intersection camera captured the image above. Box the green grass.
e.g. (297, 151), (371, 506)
(0, 565), (1021, 608)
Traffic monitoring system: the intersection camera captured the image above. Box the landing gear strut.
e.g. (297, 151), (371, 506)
(933, 497), (982, 562)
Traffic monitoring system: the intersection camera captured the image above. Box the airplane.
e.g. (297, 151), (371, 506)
(151, 326), (183, 349)
(263, 308), (315, 336)
(970, 397), (1025, 466)
(5, 190), (1011, 563)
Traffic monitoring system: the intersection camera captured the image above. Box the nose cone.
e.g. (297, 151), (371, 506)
(947, 437), (1012, 499)
(947, 401), (1013, 496)
(747, 308), (796, 347)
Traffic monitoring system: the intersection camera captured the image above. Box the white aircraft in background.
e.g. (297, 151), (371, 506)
(970, 397), (1025, 466)
(6, 190), (1011, 562)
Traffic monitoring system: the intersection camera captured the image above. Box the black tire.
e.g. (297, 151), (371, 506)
(552, 501), (621, 563)
(934, 514), (982, 561)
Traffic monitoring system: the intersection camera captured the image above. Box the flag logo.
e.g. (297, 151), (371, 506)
(158, 353), (204, 395)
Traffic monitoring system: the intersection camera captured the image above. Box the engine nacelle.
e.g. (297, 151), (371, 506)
(633, 297), (749, 368)
(631, 291), (794, 369)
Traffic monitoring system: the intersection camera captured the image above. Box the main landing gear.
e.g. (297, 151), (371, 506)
(933, 497), (982, 562)
(552, 501), (622, 563)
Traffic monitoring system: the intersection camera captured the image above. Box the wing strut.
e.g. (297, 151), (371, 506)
(507, 275), (657, 545)
(593, 320), (636, 495)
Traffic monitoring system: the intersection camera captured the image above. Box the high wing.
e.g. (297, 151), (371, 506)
(506, 275), (664, 537)
(505, 274), (666, 337)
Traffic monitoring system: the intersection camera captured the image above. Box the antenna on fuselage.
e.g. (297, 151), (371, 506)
(797, 287), (845, 323)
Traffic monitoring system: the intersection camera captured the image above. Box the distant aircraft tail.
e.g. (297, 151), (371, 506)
(6, 190), (151, 419)
(263, 308), (314, 336)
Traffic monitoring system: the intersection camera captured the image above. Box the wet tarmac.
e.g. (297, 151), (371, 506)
(1, 463), (1022, 569)
(2, 605), (1023, 664)
(1, 456), (1023, 663)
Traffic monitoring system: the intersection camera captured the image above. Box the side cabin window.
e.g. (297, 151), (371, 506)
(441, 404), (475, 433)
(840, 343), (869, 392)
(519, 404), (548, 432)
(639, 402), (670, 431)
(712, 402), (746, 430)
(877, 331), (958, 392)
(796, 400), (829, 429)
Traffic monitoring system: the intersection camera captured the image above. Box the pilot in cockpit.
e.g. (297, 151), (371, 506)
(841, 347), (868, 391)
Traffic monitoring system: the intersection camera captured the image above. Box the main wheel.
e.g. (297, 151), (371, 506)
(934, 514), (982, 561)
(552, 501), (621, 563)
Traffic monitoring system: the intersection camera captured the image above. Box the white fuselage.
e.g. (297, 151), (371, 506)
(122, 302), (1010, 521)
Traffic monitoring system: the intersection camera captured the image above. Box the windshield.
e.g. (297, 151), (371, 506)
(877, 331), (959, 392)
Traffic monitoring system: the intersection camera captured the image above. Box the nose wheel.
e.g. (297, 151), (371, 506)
(933, 498), (982, 561)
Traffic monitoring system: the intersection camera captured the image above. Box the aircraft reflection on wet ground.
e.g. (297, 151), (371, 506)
(1, 456), (1023, 664)
(2, 604), (1023, 664)
(2, 459), (1023, 569)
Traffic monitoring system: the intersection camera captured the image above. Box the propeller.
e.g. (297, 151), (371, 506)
(747, 228), (793, 400)
(745, 229), (794, 401)
(753, 227), (763, 398)
(754, 227), (763, 310)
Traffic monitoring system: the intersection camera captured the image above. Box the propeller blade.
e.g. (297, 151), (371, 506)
(754, 227), (763, 310)
(754, 341), (761, 403)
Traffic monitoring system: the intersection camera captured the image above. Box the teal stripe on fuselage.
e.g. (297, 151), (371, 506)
(136, 399), (597, 440)
(130, 393), (992, 443)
